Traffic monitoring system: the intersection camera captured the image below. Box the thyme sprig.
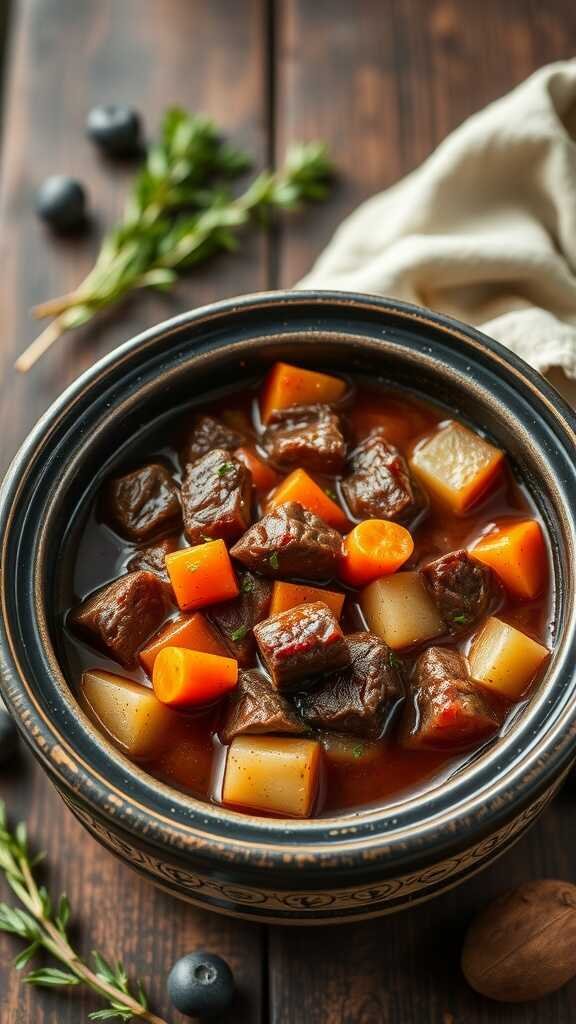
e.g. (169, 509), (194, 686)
(16, 108), (333, 372)
(0, 802), (167, 1022)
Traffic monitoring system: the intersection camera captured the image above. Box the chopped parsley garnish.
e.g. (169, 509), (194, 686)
(269, 552), (280, 570)
(325, 488), (338, 501)
(352, 743), (364, 759)
(217, 461), (235, 477)
(240, 574), (256, 593)
(451, 613), (470, 625)
(389, 652), (401, 669)
(231, 625), (249, 642)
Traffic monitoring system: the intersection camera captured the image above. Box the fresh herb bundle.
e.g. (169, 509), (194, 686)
(17, 108), (333, 372)
(0, 802), (166, 1022)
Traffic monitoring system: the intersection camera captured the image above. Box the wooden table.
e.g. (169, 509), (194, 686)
(1, 2), (576, 1021)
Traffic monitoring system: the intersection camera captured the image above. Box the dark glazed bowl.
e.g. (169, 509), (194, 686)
(1, 291), (576, 925)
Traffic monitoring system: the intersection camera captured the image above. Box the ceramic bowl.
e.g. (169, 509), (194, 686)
(1, 291), (575, 925)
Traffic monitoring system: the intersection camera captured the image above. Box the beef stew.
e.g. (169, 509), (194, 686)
(64, 363), (553, 819)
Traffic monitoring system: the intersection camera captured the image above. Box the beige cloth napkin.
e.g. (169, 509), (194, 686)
(298, 62), (576, 380)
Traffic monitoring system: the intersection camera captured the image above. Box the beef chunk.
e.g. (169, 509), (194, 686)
(219, 669), (306, 743)
(104, 464), (181, 542)
(254, 601), (349, 692)
(70, 571), (169, 668)
(342, 429), (424, 523)
(230, 501), (341, 580)
(180, 449), (252, 545)
(296, 632), (404, 739)
(262, 405), (347, 473)
(127, 536), (179, 577)
(422, 550), (500, 635)
(208, 571), (272, 667)
(181, 415), (245, 466)
(401, 646), (499, 749)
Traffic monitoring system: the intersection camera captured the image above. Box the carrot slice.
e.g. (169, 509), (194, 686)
(260, 362), (346, 424)
(270, 580), (345, 619)
(340, 519), (414, 587)
(234, 446), (280, 491)
(166, 540), (239, 612)
(471, 519), (547, 600)
(139, 612), (227, 674)
(267, 468), (349, 531)
(152, 646), (238, 708)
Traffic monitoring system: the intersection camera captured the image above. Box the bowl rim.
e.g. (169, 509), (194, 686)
(2, 288), (576, 879)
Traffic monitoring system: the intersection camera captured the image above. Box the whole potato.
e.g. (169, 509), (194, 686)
(462, 879), (576, 1002)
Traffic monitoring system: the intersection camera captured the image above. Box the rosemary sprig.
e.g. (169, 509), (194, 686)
(0, 801), (167, 1023)
(16, 108), (333, 372)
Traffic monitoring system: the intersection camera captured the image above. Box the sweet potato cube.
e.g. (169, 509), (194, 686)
(223, 736), (321, 816)
(260, 362), (346, 424)
(166, 540), (239, 611)
(82, 670), (176, 759)
(139, 612), (227, 674)
(468, 616), (549, 699)
(266, 468), (349, 531)
(360, 571), (444, 650)
(410, 422), (504, 513)
(269, 580), (345, 619)
(471, 519), (547, 600)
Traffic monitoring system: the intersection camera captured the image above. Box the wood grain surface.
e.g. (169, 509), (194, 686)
(1, 1), (576, 1022)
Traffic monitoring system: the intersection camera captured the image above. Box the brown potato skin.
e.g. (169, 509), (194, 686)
(461, 879), (576, 1002)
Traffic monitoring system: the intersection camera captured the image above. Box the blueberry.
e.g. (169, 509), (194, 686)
(35, 176), (87, 232)
(86, 104), (142, 157)
(0, 707), (18, 766)
(168, 952), (235, 1018)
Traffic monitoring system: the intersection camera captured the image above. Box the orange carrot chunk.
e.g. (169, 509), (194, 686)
(260, 362), (346, 424)
(471, 519), (547, 600)
(234, 446), (280, 491)
(340, 519), (414, 587)
(267, 468), (349, 531)
(166, 540), (239, 612)
(270, 580), (345, 619)
(152, 646), (238, 708)
(139, 612), (228, 674)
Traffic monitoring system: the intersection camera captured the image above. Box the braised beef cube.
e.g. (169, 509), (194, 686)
(208, 571), (272, 666)
(254, 601), (349, 692)
(127, 536), (179, 578)
(342, 429), (424, 523)
(219, 669), (306, 743)
(181, 415), (245, 466)
(401, 646), (499, 749)
(263, 405), (347, 474)
(422, 549), (500, 634)
(70, 571), (169, 668)
(296, 632), (404, 739)
(104, 464), (181, 542)
(181, 449), (252, 545)
(230, 501), (341, 580)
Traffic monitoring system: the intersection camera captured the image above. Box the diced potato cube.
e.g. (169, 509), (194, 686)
(410, 422), (504, 513)
(223, 736), (321, 817)
(468, 617), (549, 700)
(320, 734), (380, 766)
(360, 571), (444, 650)
(82, 670), (176, 759)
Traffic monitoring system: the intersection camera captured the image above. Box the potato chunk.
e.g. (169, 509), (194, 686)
(82, 670), (176, 759)
(468, 617), (549, 699)
(360, 572), (444, 650)
(410, 422), (503, 513)
(222, 736), (321, 817)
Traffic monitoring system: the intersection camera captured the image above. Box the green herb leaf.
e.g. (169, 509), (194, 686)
(269, 552), (280, 570)
(325, 488), (338, 501)
(14, 941), (40, 970)
(240, 574), (255, 593)
(352, 744), (364, 760)
(25, 967), (81, 987)
(217, 461), (235, 477)
(231, 626), (249, 643)
(451, 613), (469, 625)
(388, 652), (401, 670)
